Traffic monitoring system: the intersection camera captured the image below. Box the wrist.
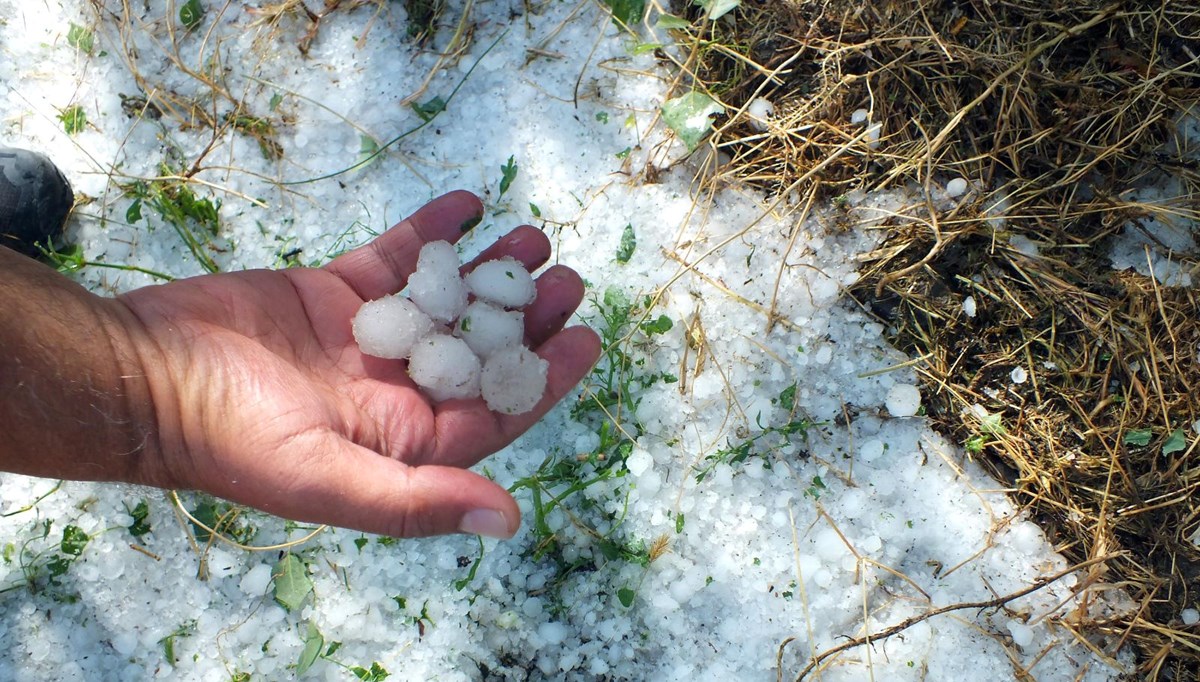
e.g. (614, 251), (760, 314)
(99, 297), (172, 488)
(0, 247), (164, 485)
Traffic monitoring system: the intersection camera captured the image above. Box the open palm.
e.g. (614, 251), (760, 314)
(117, 191), (599, 538)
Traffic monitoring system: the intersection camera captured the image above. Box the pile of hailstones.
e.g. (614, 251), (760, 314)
(352, 241), (548, 415)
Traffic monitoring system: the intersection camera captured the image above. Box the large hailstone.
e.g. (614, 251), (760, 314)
(454, 300), (525, 360)
(352, 295), (434, 359)
(416, 240), (460, 274)
(465, 257), (536, 309)
(482, 345), (548, 415)
(408, 334), (482, 401)
(408, 268), (469, 324)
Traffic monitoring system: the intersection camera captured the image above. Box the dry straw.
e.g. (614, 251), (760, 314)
(673, 0), (1200, 678)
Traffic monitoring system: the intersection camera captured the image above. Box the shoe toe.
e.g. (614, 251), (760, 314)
(0, 147), (74, 257)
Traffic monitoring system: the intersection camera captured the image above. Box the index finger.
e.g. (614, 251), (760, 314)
(325, 190), (483, 301)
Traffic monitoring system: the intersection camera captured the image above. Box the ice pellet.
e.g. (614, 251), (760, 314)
(352, 295), (434, 359)
(885, 383), (922, 417)
(409, 268), (469, 324)
(416, 240), (461, 274)
(408, 334), (482, 401)
(454, 300), (525, 360)
(466, 257), (536, 309)
(482, 345), (548, 415)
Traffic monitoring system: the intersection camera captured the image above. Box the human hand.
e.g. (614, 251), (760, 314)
(119, 191), (600, 538)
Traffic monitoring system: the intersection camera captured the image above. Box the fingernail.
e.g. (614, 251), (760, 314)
(460, 215), (482, 233)
(459, 509), (512, 539)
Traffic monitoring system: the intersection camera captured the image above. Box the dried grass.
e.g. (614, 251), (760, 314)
(685, 0), (1200, 678)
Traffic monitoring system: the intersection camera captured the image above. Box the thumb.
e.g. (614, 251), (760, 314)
(218, 429), (521, 539)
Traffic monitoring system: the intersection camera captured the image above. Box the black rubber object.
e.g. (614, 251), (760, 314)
(0, 146), (74, 257)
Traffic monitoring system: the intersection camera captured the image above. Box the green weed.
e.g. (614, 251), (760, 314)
(225, 112), (283, 161)
(0, 519), (94, 601)
(572, 287), (676, 428)
(57, 105), (87, 135)
(693, 383), (814, 482)
(67, 23), (94, 54)
(498, 156), (518, 200)
(505, 287), (675, 606)
(159, 620), (197, 665)
(124, 173), (223, 273)
(42, 242), (175, 282)
(296, 621), (391, 680)
(187, 496), (257, 546)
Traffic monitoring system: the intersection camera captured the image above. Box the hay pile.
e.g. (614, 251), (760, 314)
(675, 0), (1200, 678)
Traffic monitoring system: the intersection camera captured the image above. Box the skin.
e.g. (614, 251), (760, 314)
(0, 190), (601, 539)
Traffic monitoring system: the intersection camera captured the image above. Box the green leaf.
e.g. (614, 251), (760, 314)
(1124, 428), (1152, 447)
(529, 202), (541, 218)
(631, 42), (664, 56)
(269, 92), (283, 112)
(351, 662), (391, 681)
(189, 499), (221, 542)
(661, 92), (723, 152)
(778, 383), (797, 411)
(675, 513), (685, 533)
(272, 553), (313, 612)
(57, 105), (87, 135)
(127, 500), (151, 537)
(597, 539), (621, 561)
(595, 111), (609, 124)
(47, 555), (72, 578)
(409, 96), (446, 122)
(161, 633), (176, 664)
(617, 587), (636, 607)
(60, 525), (88, 556)
(453, 536), (485, 591)
(695, 0), (740, 20)
(656, 14), (691, 29)
(126, 198), (143, 224)
(325, 641), (342, 657)
(640, 314), (673, 336)
(67, 24), (94, 54)
(353, 537), (368, 552)
(601, 0), (645, 30)
(615, 224), (636, 263)
(602, 286), (631, 314)
(179, 0), (204, 29)
(978, 411), (1005, 436)
(499, 156), (518, 198)
(358, 134), (381, 166)
(297, 621), (324, 675)
(1163, 429), (1187, 455)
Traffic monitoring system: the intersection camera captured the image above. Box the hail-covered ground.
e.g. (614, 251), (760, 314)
(0, 1), (1138, 680)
